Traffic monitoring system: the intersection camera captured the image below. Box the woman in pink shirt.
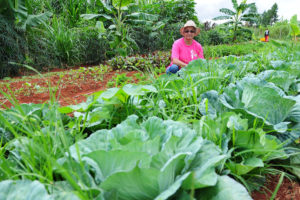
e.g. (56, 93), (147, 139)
(166, 20), (204, 74)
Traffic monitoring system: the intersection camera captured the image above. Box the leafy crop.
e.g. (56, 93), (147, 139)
(106, 51), (170, 71)
(1, 41), (300, 199)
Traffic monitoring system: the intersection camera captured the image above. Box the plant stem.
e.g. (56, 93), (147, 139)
(270, 172), (285, 200)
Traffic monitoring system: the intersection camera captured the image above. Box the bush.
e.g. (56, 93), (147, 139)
(197, 30), (210, 46)
(1, 0), (200, 76)
(77, 28), (109, 65)
(0, 16), (26, 78)
(131, 0), (197, 54)
(208, 29), (225, 45)
(154, 23), (182, 51)
(106, 51), (170, 71)
(197, 26), (232, 46)
(269, 21), (290, 40)
(131, 22), (181, 54)
(235, 28), (253, 42)
(48, 16), (82, 65)
(26, 28), (59, 70)
(26, 18), (109, 70)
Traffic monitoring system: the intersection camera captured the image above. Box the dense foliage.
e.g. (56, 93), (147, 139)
(260, 3), (279, 26)
(213, 0), (257, 42)
(0, 16), (26, 77)
(1, 0), (297, 79)
(0, 0), (198, 78)
(0, 41), (300, 199)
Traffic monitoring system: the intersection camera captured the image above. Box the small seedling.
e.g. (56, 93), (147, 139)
(107, 81), (115, 88)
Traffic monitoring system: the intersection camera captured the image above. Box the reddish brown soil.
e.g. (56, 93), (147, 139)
(0, 66), (140, 108)
(0, 66), (299, 199)
(252, 174), (300, 200)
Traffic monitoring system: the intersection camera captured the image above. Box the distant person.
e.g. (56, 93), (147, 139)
(264, 29), (269, 42)
(166, 20), (204, 74)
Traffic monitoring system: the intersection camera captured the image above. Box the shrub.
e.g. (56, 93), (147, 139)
(208, 29), (225, 45)
(235, 28), (253, 42)
(196, 30), (210, 46)
(26, 28), (60, 70)
(269, 21), (290, 40)
(26, 21), (109, 71)
(131, 0), (197, 54)
(197, 26), (232, 46)
(106, 51), (170, 71)
(47, 16), (82, 65)
(77, 27), (109, 65)
(0, 16), (26, 78)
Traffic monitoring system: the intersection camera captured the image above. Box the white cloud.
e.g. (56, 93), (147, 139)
(195, 0), (300, 22)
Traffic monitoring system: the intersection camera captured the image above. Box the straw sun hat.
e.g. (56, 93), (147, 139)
(180, 20), (200, 36)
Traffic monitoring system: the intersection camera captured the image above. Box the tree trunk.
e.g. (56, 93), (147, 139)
(233, 25), (237, 42)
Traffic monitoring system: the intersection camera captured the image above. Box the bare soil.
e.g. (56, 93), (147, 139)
(251, 174), (300, 200)
(0, 66), (140, 108)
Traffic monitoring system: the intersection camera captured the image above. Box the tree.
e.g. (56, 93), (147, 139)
(260, 3), (278, 26)
(0, 0), (52, 31)
(81, 0), (160, 56)
(260, 11), (271, 26)
(248, 3), (259, 26)
(269, 3), (279, 24)
(0, 0), (52, 77)
(290, 15), (300, 41)
(213, 0), (256, 41)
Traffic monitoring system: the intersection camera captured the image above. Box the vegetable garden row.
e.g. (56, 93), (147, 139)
(0, 41), (299, 199)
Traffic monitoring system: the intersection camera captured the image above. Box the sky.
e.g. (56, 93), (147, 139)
(195, 0), (300, 22)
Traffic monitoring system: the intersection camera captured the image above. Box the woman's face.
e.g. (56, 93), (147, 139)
(183, 27), (196, 40)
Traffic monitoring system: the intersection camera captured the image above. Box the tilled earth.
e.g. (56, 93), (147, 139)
(0, 66), (139, 108)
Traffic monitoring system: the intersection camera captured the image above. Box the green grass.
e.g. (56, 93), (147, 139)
(203, 42), (269, 58)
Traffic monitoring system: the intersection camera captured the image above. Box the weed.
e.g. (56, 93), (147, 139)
(114, 73), (130, 87)
(106, 81), (115, 88)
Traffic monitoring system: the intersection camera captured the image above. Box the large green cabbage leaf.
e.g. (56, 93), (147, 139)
(0, 180), (49, 200)
(257, 70), (297, 92)
(64, 115), (234, 199)
(220, 77), (296, 132)
(197, 175), (252, 200)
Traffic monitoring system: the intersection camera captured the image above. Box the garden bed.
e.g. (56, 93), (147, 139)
(0, 65), (299, 200)
(0, 65), (142, 108)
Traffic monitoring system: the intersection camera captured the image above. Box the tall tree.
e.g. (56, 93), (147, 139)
(248, 3), (259, 26)
(269, 3), (278, 24)
(260, 11), (270, 26)
(290, 15), (300, 41)
(213, 0), (256, 41)
(260, 3), (278, 26)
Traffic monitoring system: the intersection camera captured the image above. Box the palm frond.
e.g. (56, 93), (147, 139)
(213, 15), (232, 21)
(80, 14), (112, 21)
(126, 12), (158, 21)
(219, 8), (236, 16)
(241, 16), (257, 22)
(19, 11), (52, 31)
(232, 0), (238, 10)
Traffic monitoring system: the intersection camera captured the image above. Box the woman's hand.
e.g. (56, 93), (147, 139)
(172, 58), (187, 67)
